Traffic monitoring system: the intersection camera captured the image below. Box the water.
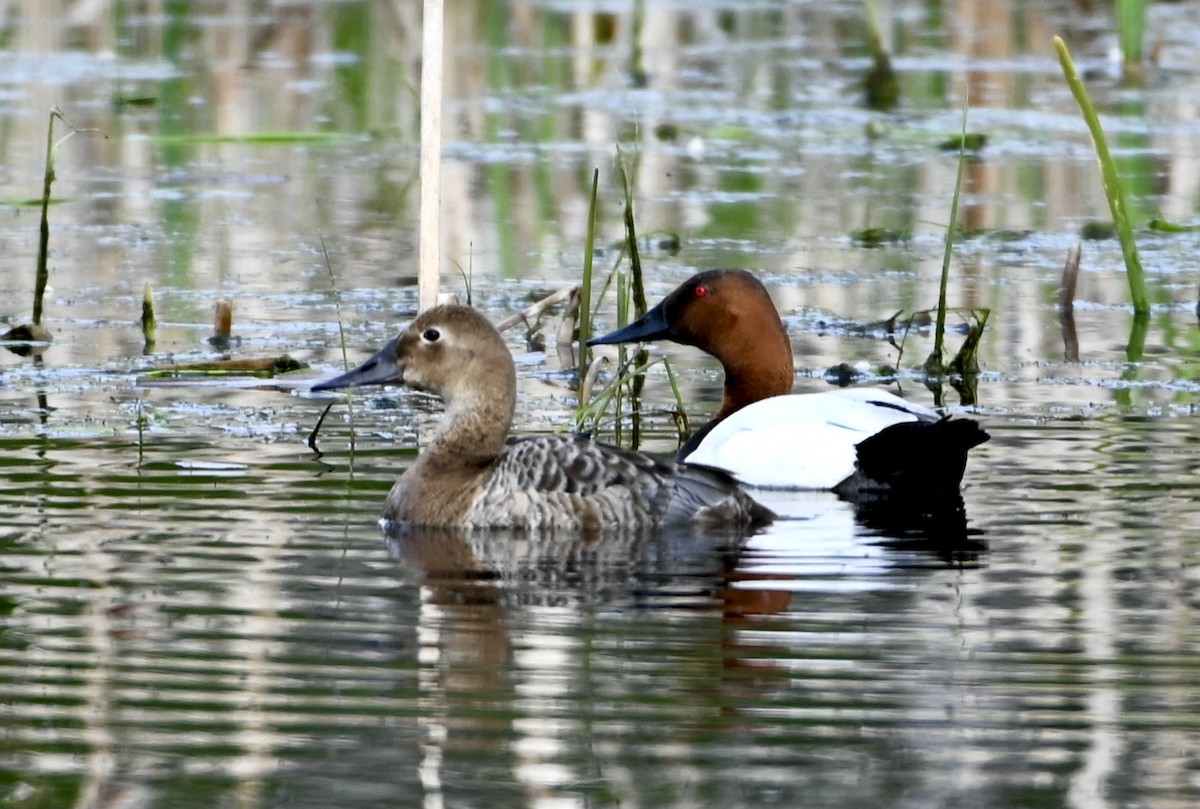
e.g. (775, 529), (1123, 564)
(3, 2), (1200, 808)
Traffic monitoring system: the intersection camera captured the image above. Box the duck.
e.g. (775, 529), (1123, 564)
(312, 304), (774, 532)
(587, 269), (988, 498)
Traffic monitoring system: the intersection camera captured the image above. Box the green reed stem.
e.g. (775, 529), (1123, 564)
(926, 100), (968, 375)
(578, 167), (600, 387)
(1053, 35), (1148, 316)
(1115, 0), (1147, 67)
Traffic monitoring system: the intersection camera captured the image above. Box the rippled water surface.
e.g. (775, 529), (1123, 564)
(3, 2), (1200, 808)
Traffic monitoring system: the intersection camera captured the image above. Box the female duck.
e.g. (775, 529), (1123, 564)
(588, 269), (988, 498)
(312, 304), (773, 532)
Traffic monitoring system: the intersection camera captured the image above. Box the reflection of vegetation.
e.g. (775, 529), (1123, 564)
(158, 0), (201, 289)
(862, 0), (898, 111)
(152, 132), (354, 145)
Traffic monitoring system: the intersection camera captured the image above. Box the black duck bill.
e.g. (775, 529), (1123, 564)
(587, 300), (671, 346)
(311, 337), (403, 391)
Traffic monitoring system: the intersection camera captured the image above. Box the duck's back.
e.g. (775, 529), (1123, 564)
(461, 434), (772, 532)
(682, 389), (936, 489)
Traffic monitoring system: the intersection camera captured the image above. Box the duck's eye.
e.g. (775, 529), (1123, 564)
(422, 328), (441, 342)
(694, 284), (709, 298)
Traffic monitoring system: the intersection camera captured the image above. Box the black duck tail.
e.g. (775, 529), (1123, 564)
(833, 416), (989, 502)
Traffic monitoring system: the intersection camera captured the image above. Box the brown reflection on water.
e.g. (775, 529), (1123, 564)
(1, 2), (1196, 341)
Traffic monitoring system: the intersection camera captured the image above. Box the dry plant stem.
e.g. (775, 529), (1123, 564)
(495, 285), (579, 332)
(617, 149), (647, 316)
(417, 0), (444, 312)
(307, 403), (334, 453)
(577, 356), (606, 425)
(555, 288), (581, 369)
(318, 234), (355, 453)
(1053, 35), (1148, 316)
(35, 109), (67, 326)
(1059, 243), (1082, 311)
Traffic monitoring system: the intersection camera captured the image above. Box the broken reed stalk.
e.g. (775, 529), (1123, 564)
(213, 298), (233, 340)
(1053, 35), (1148, 317)
(417, 0), (445, 312)
(141, 283), (156, 350)
(1059, 245), (1082, 362)
(616, 148), (647, 317)
(1058, 242), (1082, 311)
(35, 109), (67, 327)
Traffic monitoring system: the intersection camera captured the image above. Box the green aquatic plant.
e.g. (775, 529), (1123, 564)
(924, 103), (969, 377)
(574, 155), (688, 449)
(1053, 35), (1149, 317)
(1115, 0), (1148, 73)
(577, 168), (600, 387)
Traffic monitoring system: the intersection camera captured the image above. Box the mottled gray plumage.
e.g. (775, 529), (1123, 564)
(313, 304), (773, 533)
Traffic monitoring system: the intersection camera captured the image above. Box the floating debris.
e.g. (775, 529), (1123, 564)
(143, 354), (308, 379)
(1, 322), (53, 357)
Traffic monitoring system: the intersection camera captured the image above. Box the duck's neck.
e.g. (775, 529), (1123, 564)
(417, 389), (515, 475)
(711, 324), (794, 422)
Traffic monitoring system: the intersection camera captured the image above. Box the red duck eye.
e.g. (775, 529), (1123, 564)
(694, 284), (708, 298)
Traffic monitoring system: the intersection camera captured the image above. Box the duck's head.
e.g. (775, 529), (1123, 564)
(312, 305), (516, 407)
(588, 269), (794, 416)
(588, 269), (781, 356)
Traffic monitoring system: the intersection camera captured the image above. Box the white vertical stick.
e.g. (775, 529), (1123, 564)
(418, 0), (444, 312)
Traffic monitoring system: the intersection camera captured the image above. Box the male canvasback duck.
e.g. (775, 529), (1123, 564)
(312, 304), (774, 532)
(588, 269), (988, 497)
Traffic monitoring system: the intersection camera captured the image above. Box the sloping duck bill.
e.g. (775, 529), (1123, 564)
(311, 337), (403, 392)
(587, 301), (670, 346)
